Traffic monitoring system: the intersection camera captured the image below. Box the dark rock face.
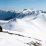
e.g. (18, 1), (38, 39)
(0, 26), (2, 32)
(0, 10), (17, 20)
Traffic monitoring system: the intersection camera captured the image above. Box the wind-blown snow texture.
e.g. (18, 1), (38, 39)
(0, 9), (46, 46)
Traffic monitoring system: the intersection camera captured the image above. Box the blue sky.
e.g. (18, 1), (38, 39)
(0, 0), (46, 10)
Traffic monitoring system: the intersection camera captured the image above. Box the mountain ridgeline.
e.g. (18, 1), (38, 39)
(0, 9), (46, 20)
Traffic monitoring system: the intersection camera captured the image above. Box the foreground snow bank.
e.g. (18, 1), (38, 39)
(0, 29), (45, 46)
(0, 32), (28, 46)
(3, 29), (46, 43)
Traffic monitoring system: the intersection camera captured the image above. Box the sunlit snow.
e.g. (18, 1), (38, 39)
(0, 9), (46, 46)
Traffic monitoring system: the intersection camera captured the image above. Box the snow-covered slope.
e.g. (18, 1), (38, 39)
(0, 32), (28, 46)
(0, 29), (46, 46)
(0, 30), (46, 46)
(0, 9), (46, 46)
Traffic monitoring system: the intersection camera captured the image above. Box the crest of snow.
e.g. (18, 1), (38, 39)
(22, 9), (37, 14)
(16, 10), (23, 13)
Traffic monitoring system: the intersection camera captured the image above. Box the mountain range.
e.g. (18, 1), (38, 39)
(0, 9), (46, 20)
(0, 9), (46, 46)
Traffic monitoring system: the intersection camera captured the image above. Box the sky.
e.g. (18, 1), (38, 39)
(0, 0), (46, 11)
